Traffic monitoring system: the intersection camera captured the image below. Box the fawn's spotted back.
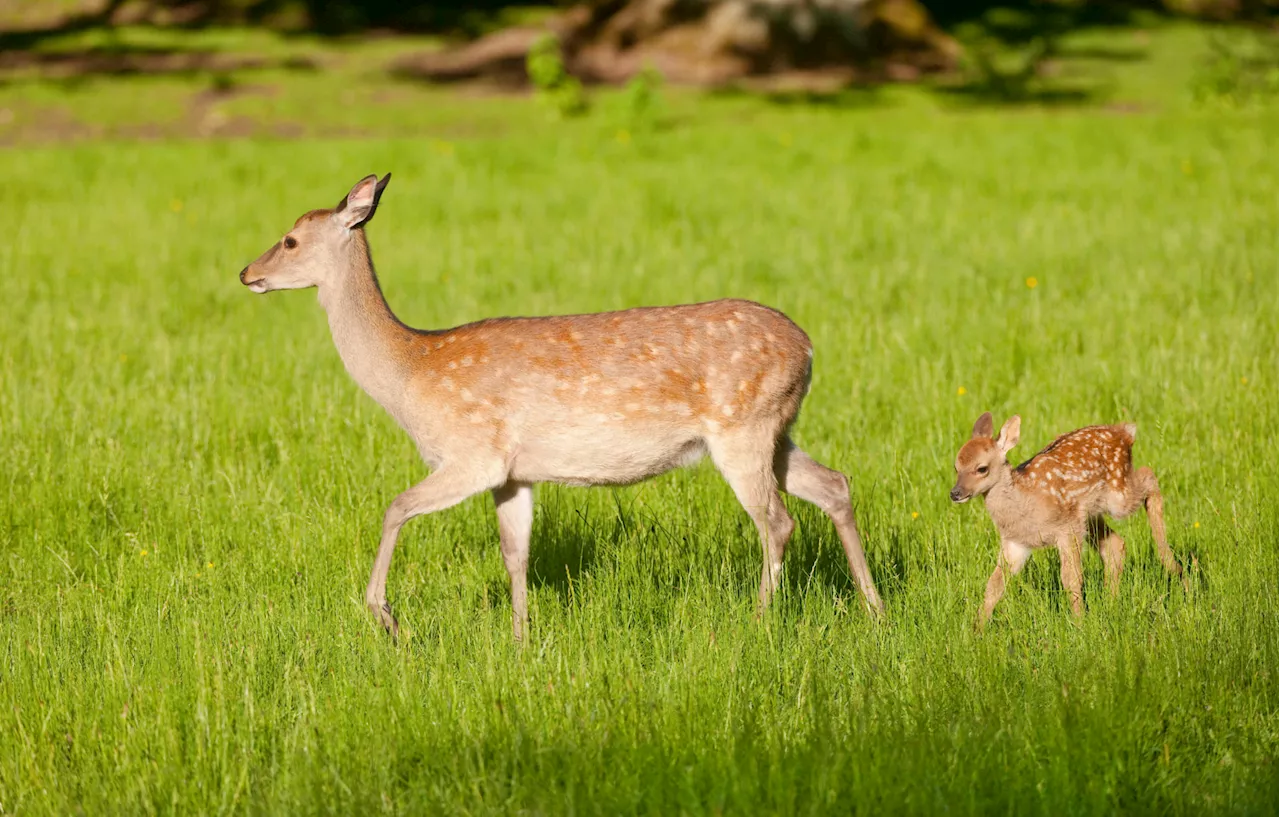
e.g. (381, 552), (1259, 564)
(1013, 423), (1137, 505)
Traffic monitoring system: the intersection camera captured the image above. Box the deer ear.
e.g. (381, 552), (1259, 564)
(972, 412), (994, 439)
(996, 415), (1021, 453)
(336, 173), (391, 230)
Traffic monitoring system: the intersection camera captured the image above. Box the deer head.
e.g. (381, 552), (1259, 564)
(951, 412), (1020, 503)
(239, 174), (391, 294)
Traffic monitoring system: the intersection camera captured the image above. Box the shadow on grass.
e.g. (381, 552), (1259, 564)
(0, 42), (319, 85)
(930, 1), (1154, 107)
(527, 508), (601, 600)
(707, 82), (891, 110)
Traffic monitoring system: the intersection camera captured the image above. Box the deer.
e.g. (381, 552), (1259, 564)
(237, 174), (885, 640)
(950, 412), (1185, 629)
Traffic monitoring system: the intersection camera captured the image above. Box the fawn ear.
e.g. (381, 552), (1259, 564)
(336, 173), (391, 230)
(972, 412), (994, 439)
(996, 415), (1021, 453)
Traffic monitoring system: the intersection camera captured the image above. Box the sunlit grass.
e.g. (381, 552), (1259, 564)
(0, 22), (1276, 817)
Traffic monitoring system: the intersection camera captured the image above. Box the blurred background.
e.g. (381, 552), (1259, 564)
(0, 0), (1275, 143)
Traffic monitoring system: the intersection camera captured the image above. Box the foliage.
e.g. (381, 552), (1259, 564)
(619, 63), (664, 129)
(1189, 28), (1279, 106)
(951, 5), (1076, 101)
(527, 33), (588, 119)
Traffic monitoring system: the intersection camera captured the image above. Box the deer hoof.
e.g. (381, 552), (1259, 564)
(369, 600), (399, 638)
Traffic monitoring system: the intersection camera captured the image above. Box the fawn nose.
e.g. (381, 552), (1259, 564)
(239, 266), (249, 284)
(949, 486), (963, 503)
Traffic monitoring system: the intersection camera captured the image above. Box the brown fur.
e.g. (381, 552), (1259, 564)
(239, 175), (885, 640)
(951, 412), (1184, 629)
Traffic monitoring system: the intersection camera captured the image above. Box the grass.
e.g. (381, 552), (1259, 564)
(0, 20), (1277, 817)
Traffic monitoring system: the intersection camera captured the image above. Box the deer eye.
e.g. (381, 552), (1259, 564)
(283, 236), (298, 250)
(976, 465), (989, 475)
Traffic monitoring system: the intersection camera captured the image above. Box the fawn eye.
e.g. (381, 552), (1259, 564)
(283, 236), (298, 250)
(976, 465), (989, 475)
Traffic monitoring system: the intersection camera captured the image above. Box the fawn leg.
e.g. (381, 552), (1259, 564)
(1057, 532), (1085, 618)
(978, 541), (1031, 630)
(366, 465), (503, 636)
(493, 481), (534, 643)
(709, 433), (795, 610)
(774, 439), (884, 616)
(1088, 516), (1126, 597)
(1131, 466), (1186, 587)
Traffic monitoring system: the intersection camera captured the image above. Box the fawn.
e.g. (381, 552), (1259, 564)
(238, 174), (885, 640)
(951, 412), (1184, 628)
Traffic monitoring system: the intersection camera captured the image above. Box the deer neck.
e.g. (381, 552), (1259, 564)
(982, 467), (1021, 527)
(316, 231), (418, 417)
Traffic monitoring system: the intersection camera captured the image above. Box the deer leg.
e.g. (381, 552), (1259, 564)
(978, 541), (1031, 630)
(1131, 466), (1185, 587)
(366, 465), (503, 637)
(1057, 532), (1085, 618)
(709, 433), (795, 610)
(1087, 516), (1125, 596)
(774, 438), (884, 616)
(493, 481), (534, 643)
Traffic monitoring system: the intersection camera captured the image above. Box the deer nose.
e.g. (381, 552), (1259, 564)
(239, 266), (249, 284)
(949, 487), (963, 503)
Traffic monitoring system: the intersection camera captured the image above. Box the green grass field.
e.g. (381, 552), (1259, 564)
(1, 20), (1277, 816)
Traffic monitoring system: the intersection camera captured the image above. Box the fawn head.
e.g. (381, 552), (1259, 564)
(951, 412), (1020, 503)
(240, 174), (391, 293)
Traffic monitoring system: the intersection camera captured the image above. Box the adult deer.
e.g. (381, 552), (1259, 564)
(239, 174), (884, 639)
